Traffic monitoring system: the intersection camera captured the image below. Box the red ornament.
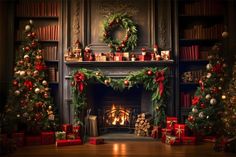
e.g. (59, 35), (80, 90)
(19, 60), (24, 65)
(192, 96), (200, 105)
(31, 32), (36, 38)
(44, 93), (49, 98)
(35, 62), (45, 71)
(13, 80), (18, 86)
(188, 116), (194, 122)
(24, 80), (33, 89)
(31, 41), (37, 48)
(147, 70), (153, 76)
(200, 103), (205, 108)
(124, 80), (129, 86)
(25, 46), (30, 51)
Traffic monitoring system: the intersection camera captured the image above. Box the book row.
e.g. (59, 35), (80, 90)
(43, 46), (58, 61)
(47, 67), (59, 83)
(183, 24), (224, 40)
(180, 45), (209, 60)
(181, 92), (193, 108)
(16, 0), (60, 17)
(180, 0), (223, 16)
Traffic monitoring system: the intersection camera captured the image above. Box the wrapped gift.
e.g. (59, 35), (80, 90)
(55, 131), (66, 140)
(114, 56), (122, 61)
(67, 133), (77, 140)
(41, 132), (55, 145)
(25, 136), (41, 146)
(165, 135), (181, 145)
(166, 117), (178, 129)
(161, 128), (172, 143)
(56, 139), (82, 147)
(123, 52), (130, 61)
(62, 124), (73, 133)
(182, 136), (196, 145)
(151, 126), (162, 139)
(174, 124), (186, 139)
(161, 50), (170, 60)
(12, 132), (24, 147)
(89, 137), (104, 145)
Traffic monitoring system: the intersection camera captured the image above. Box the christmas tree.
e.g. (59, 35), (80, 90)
(3, 20), (57, 134)
(186, 43), (228, 136)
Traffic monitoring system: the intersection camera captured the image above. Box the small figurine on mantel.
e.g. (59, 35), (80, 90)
(64, 40), (83, 62)
(84, 46), (95, 61)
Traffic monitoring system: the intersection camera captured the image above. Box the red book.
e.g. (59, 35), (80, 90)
(41, 132), (55, 145)
(25, 136), (41, 146)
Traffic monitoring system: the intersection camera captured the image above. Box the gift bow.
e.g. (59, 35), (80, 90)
(74, 71), (86, 92)
(155, 71), (165, 96)
(167, 120), (176, 128)
(55, 132), (66, 140)
(176, 125), (184, 138)
(166, 136), (176, 145)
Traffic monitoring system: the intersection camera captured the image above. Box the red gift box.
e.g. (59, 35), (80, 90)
(89, 137), (104, 145)
(25, 136), (41, 146)
(174, 124), (186, 139)
(166, 117), (178, 129)
(62, 124), (73, 133)
(41, 132), (55, 145)
(165, 135), (181, 145)
(182, 136), (197, 145)
(56, 139), (82, 147)
(151, 126), (162, 139)
(161, 128), (172, 143)
(12, 132), (24, 147)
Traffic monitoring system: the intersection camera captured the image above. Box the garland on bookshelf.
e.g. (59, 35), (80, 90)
(16, 0), (60, 17)
(47, 67), (59, 83)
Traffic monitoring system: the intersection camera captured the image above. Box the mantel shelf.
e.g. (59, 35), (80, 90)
(64, 60), (175, 67)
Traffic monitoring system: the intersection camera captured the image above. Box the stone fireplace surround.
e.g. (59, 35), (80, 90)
(64, 61), (175, 133)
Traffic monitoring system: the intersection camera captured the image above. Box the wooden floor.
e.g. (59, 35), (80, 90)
(6, 141), (235, 157)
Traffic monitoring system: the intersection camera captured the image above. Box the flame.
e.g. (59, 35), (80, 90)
(110, 104), (129, 126)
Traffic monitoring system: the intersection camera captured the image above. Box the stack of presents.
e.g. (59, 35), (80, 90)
(151, 116), (197, 145)
(0, 124), (82, 147)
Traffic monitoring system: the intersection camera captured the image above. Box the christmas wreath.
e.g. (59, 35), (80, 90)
(102, 13), (138, 52)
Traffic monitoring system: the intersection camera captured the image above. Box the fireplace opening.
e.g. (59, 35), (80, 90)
(87, 83), (152, 135)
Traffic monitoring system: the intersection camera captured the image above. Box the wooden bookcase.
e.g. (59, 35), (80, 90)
(13, 0), (62, 117)
(176, 0), (227, 122)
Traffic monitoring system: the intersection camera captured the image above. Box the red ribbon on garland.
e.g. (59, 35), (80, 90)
(155, 71), (165, 96)
(74, 71), (85, 93)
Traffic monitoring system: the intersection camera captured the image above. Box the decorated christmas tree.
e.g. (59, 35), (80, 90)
(3, 20), (57, 134)
(186, 43), (228, 136)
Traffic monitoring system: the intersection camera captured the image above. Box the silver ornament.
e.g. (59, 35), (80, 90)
(206, 64), (213, 70)
(29, 19), (33, 25)
(210, 98), (217, 105)
(199, 112), (204, 118)
(25, 24), (31, 31)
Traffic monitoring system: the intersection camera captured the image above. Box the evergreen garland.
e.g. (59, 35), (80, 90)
(70, 67), (169, 127)
(102, 13), (138, 52)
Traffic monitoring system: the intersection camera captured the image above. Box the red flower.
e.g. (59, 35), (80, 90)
(24, 80), (33, 89)
(155, 71), (165, 96)
(192, 96), (200, 106)
(35, 62), (45, 71)
(74, 71), (86, 92)
(212, 64), (222, 73)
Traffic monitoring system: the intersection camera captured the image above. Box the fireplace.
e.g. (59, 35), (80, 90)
(87, 83), (150, 134)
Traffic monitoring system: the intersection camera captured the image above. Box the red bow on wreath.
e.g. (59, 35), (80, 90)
(155, 71), (165, 96)
(74, 71), (85, 93)
(24, 80), (33, 89)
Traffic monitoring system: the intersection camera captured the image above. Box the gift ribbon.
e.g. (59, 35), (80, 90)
(176, 125), (184, 138)
(167, 120), (176, 128)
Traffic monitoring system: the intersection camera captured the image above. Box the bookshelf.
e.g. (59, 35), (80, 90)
(177, 0), (227, 122)
(14, 0), (62, 116)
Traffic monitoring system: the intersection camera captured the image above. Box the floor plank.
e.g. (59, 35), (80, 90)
(6, 141), (235, 157)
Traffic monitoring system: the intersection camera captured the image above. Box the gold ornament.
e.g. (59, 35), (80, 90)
(45, 87), (50, 91)
(210, 98), (217, 105)
(222, 31), (229, 38)
(33, 70), (39, 76)
(48, 106), (52, 110)
(205, 94), (211, 100)
(95, 72), (100, 76)
(25, 24), (31, 31)
(221, 95), (226, 100)
(20, 71), (26, 76)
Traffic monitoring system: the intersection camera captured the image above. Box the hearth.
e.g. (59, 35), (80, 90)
(87, 83), (151, 134)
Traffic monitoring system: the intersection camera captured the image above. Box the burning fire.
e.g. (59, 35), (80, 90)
(110, 104), (130, 126)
